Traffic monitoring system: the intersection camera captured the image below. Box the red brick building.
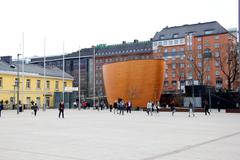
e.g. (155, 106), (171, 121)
(152, 21), (237, 93)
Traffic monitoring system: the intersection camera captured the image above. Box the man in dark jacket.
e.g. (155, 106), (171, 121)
(59, 101), (64, 118)
(0, 102), (3, 117)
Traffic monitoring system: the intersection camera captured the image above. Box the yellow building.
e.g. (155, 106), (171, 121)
(0, 61), (73, 109)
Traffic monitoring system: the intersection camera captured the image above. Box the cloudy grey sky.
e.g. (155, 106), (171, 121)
(0, 0), (238, 59)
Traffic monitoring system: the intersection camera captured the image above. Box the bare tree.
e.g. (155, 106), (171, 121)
(216, 42), (239, 91)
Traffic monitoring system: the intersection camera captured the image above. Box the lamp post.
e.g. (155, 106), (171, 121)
(190, 58), (195, 114)
(17, 53), (22, 114)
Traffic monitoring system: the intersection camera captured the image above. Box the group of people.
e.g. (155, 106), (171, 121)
(146, 101), (161, 116)
(112, 99), (132, 115)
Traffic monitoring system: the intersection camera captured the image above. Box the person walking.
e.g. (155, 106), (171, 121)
(113, 101), (117, 114)
(217, 101), (221, 112)
(127, 101), (132, 114)
(0, 101), (3, 117)
(147, 101), (152, 116)
(119, 100), (125, 115)
(58, 101), (65, 118)
(204, 100), (210, 115)
(170, 102), (176, 116)
(188, 101), (195, 117)
(32, 103), (39, 116)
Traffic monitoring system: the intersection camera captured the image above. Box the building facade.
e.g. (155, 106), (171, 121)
(0, 60), (73, 109)
(153, 21), (237, 93)
(30, 21), (238, 102)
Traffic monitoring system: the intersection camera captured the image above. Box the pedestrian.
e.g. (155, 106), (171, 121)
(58, 101), (65, 118)
(156, 101), (160, 114)
(0, 101), (3, 117)
(73, 101), (77, 109)
(32, 103), (39, 116)
(170, 102), (176, 116)
(147, 101), (152, 116)
(217, 101), (221, 112)
(109, 104), (113, 112)
(127, 101), (132, 113)
(188, 101), (195, 117)
(119, 100), (125, 115)
(113, 101), (117, 114)
(204, 100), (210, 115)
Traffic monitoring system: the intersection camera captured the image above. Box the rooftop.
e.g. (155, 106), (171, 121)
(0, 61), (73, 79)
(153, 21), (229, 41)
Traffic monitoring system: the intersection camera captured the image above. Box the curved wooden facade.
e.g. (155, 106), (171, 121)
(102, 59), (165, 108)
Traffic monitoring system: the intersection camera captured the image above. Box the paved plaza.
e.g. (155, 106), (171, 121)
(0, 109), (240, 160)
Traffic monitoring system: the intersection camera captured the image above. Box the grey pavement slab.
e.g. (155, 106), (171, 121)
(0, 109), (240, 160)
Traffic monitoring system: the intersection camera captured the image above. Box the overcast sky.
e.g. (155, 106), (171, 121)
(0, 0), (238, 59)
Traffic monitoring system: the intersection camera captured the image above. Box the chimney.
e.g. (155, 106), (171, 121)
(134, 39), (139, 43)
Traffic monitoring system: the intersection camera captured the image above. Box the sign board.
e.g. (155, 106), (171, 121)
(64, 87), (78, 92)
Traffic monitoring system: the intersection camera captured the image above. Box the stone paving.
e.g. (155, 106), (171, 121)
(0, 109), (240, 160)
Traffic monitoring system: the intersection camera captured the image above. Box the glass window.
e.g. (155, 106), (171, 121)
(198, 53), (202, 59)
(46, 80), (50, 89)
(215, 61), (220, 67)
(164, 81), (169, 87)
(215, 52), (219, 57)
(197, 37), (202, 41)
(206, 75), (211, 80)
(180, 72), (185, 78)
(206, 66), (211, 71)
(0, 77), (2, 87)
(198, 62), (202, 67)
(36, 80), (41, 89)
(180, 48), (184, 51)
(215, 71), (220, 76)
(172, 48), (176, 52)
(204, 30), (213, 35)
(172, 80), (177, 86)
(64, 82), (67, 88)
(26, 79), (31, 88)
(160, 35), (165, 40)
(169, 40), (173, 45)
(172, 72), (176, 78)
(164, 48), (168, 53)
(55, 81), (59, 90)
(172, 63), (176, 69)
(214, 35), (219, 40)
(153, 42), (158, 46)
(165, 72), (168, 78)
(173, 34), (179, 38)
(197, 44), (202, 50)
(180, 63), (185, 68)
(214, 43), (220, 48)
(163, 41), (167, 45)
(174, 39), (178, 44)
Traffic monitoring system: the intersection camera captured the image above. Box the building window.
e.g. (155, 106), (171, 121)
(215, 61), (220, 67)
(160, 35), (165, 40)
(174, 39), (178, 45)
(169, 40), (173, 45)
(215, 52), (219, 57)
(215, 71), (220, 76)
(188, 72), (193, 78)
(36, 80), (41, 89)
(216, 79), (222, 84)
(197, 44), (202, 50)
(164, 81), (169, 87)
(172, 63), (176, 69)
(0, 77), (2, 87)
(214, 43), (220, 48)
(26, 79), (31, 88)
(197, 62), (202, 67)
(214, 35), (219, 40)
(206, 66), (211, 71)
(172, 48), (176, 53)
(46, 80), (50, 89)
(180, 63), (185, 68)
(164, 48), (168, 53)
(55, 81), (59, 90)
(198, 53), (202, 59)
(206, 75), (211, 81)
(165, 72), (168, 78)
(172, 81), (177, 86)
(204, 30), (213, 35)
(180, 72), (185, 78)
(197, 37), (202, 41)
(172, 72), (176, 78)
(180, 48), (184, 52)
(173, 34), (179, 38)
(163, 41), (167, 45)
(64, 82), (67, 88)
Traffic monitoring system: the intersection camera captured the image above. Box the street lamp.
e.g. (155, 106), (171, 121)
(17, 53), (22, 114)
